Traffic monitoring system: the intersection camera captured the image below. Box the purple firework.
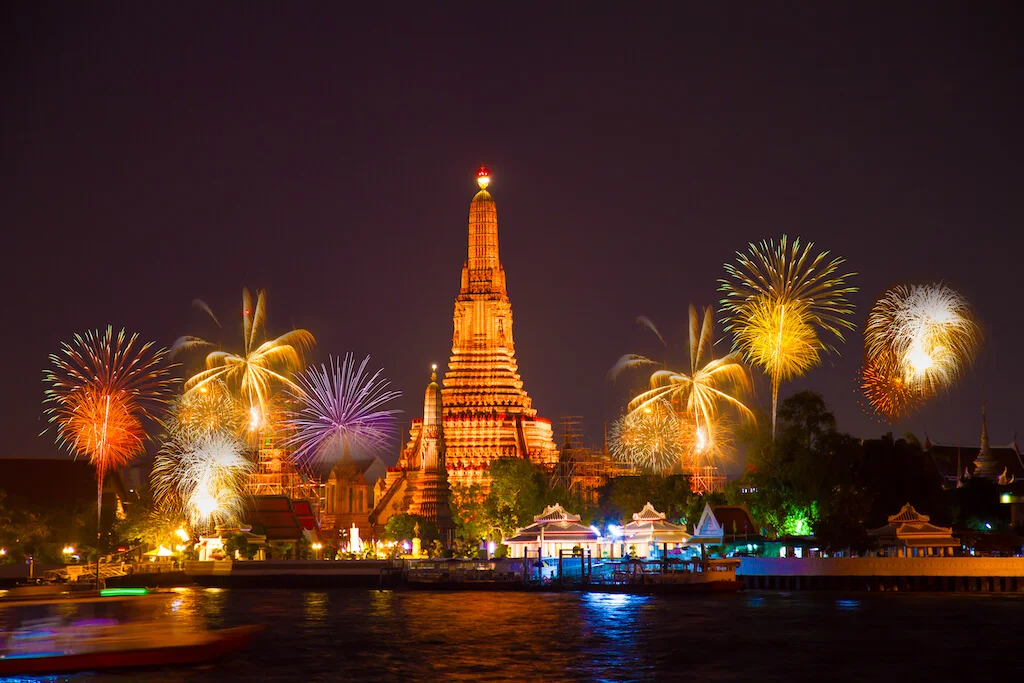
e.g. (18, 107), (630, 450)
(285, 354), (402, 470)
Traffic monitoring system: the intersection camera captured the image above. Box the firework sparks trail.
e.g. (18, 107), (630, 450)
(43, 327), (176, 531)
(719, 236), (857, 439)
(285, 354), (402, 470)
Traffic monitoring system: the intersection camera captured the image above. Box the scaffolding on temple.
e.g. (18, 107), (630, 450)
(688, 464), (726, 495)
(551, 416), (635, 508)
(246, 428), (326, 522)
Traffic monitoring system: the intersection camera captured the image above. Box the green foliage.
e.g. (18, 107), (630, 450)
(225, 533), (258, 560)
(733, 391), (976, 552)
(451, 484), (488, 542)
(113, 491), (180, 552)
(481, 458), (549, 538)
(596, 474), (693, 526)
(0, 487), (81, 564)
(383, 513), (438, 544)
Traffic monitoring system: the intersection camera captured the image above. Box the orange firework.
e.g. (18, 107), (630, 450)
(43, 327), (177, 532)
(859, 355), (922, 420)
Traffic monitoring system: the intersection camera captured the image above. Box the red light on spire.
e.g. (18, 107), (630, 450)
(476, 165), (491, 189)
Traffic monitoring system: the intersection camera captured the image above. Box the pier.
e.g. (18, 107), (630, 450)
(738, 557), (1024, 592)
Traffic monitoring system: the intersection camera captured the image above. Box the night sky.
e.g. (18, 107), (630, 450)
(4, 4), (1022, 470)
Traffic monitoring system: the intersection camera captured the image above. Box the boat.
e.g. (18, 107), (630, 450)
(0, 587), (259, 675)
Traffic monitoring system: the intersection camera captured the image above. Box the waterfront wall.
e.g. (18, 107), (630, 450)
(184, 560), (393, 588)
(738, 557), (1024, 577)
(738, 557), (1024, 592)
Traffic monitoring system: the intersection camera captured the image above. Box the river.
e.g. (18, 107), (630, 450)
(20, 588), (1023, 682)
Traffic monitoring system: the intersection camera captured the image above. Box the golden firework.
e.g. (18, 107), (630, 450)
(171, 379), (246, 438)
(173, 288), (315, 413)
(608, 401), (685, 473)
(719, 236), (857, 439)
(611, 305), (752, 460)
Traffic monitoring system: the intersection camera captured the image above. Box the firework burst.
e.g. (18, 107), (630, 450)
(173, 288), (315, 413)
(169, 379), (246, 439)
(861, 283), (979, 419)
(719, 236), (857, 439)
(858, 355), (923, 420)
(154, 431), (252, 533)
(608, 401), (685, 473)
(285, 354), (402, 471)
(43, 327), (176, 530)
(610, 305), (752, 462)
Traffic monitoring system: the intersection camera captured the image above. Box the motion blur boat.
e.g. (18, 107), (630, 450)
(0, 587), (258, 675)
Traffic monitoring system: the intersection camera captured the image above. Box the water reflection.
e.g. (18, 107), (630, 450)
(21, 589), (1022, 682)
(303, 592), (328, 621)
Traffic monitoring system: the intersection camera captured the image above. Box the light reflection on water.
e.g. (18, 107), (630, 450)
(12, 589), (1023, 682)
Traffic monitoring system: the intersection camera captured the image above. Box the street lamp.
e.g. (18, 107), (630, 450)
(312, 542), (323, 560)
(62, 546), (75, 564)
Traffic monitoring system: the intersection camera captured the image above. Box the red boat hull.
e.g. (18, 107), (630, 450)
(0, 625), (260, 676)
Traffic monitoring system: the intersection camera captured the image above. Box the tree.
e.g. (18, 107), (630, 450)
(383, 514), (438, 544)
(113, 489), (180, 551)
(482, 458), (548, 538)
(450, 484), (488, 542)
(596, 474), (693, 526)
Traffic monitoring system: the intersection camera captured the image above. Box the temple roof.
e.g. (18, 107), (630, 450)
(534, 503), (581, 523)
(869, 503), (955, 542)
(927, 442), (1023, 484)
(888, 502), (929, 524)
(631, 502), (667, 522)
(690, 503), (725, 544)
(926, 408), (1023, 484)
(623, 507), (690, 544)
(504, 520), (599, 544)
(712, 505), (760, 539)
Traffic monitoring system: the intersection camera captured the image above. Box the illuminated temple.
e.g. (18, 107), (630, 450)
(441, 167), (559, 491)
(371, 366), (456, 541)
(422, 167), (559, 494)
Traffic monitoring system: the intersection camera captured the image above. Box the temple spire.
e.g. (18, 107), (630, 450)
(465, 165), (504, 294)
(974, 402), (1000, 480)
(980, 403), (989, 453)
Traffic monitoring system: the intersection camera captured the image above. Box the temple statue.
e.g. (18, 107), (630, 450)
(441, 167), (559, 493)
(370, 366), (456, 543)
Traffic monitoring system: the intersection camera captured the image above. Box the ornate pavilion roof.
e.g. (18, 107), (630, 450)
(689, 503), (725, 545)
(631, 502), (666, 522)
(503, 503), (598, 544)
(623, 503), (690, 544)
(534, 503), (581, 523)
(869, 503), (957, 545)
(888, 502), (929, 524)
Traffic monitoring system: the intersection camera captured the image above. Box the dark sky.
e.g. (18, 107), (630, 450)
(4, 4), (1022, 469)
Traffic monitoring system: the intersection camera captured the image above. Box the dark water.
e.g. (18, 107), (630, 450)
(11, 588), (1023, 682)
